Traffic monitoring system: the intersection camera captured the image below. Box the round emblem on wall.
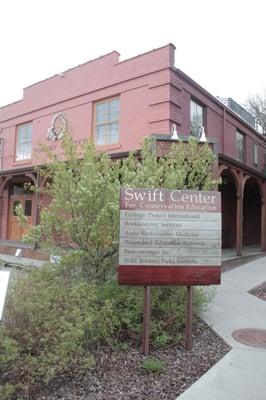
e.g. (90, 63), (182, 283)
(47, 113), (67, 141)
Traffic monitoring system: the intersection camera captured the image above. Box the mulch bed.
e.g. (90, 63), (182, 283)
(37, 317), (230, 400)
(249, 281), (266, 301)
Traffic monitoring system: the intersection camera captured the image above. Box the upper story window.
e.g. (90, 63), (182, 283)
(16, 122), (32, 161)
(190, 99), (204, 138)
(236, 130), (245, 164)
(253, 143), (258, 166)
(94, 98), (120, 145)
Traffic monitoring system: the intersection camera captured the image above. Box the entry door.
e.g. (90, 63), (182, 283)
(9, 195), (33, 241)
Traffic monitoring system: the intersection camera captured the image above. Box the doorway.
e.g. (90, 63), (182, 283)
(8, 181), (34, 241)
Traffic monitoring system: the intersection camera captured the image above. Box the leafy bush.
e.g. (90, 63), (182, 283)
(0, 264), (208, 398)
(140, 357), (166, 374)
(4, 134), (218, 397)
(20, 134), (218, 282)
(0, 382), (18, 400)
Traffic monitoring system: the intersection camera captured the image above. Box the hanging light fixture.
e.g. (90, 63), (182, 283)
(170, 123), (179, 140)
(199, 126), (207, 142)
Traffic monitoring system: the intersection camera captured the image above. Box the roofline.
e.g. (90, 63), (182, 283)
(0, 98), (23, 111)
(0, 50), (120, 111)
(0, 44), (174, 111)
(0, 51), (121, 111)
(116, 43), (176, 66)
(15, 44), (175, 91)
(24, 51), (121, 90)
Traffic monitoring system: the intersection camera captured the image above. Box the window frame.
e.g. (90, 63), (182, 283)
(236, 130), (245, 164)
(93, 97), (120, 146)
(15, 122), (32, 162)
(190, 98), (205, 139)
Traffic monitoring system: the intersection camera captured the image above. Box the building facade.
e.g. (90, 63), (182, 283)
(0, 44), (265, 259)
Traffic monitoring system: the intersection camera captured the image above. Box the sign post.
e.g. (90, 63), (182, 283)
(118, 188), (221, 353)
(142, 286), (151, 355)
(185, 286), (193, 350)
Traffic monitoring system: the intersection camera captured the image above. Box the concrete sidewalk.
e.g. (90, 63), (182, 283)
(177, 256), (266, 400)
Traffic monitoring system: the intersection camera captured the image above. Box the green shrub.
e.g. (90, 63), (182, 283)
(0, 383), (19, 400)
(1, 266), (100, 397)
(0, 264), (209, 398)
(140, 357), (166, 374)
(5, 132), (218, 398)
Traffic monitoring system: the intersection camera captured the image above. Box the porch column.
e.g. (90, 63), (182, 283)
(33, 182), (39, 227)
(26, 173), (39, 227)
(0, 176), (12, 240)
(236, 194), (243, 256)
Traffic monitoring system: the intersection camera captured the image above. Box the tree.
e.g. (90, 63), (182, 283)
(5, 134), (218, 398)
(21, 134), (218, 281)
(245, 90), (266, 136)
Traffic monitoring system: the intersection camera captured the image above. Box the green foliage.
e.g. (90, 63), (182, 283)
(6, 133), (218, 397)
(0, 335), (19, 365)
(24, 134), (121, 281)
(1, 265), (102, 397)
(0, 383), (18, 400)
(140, 357), (166, 374)
(0, 264), (208, 398)
(20, 134), (218, 282)
(120, 136), (218, 190)
(161, 138), (218, 190)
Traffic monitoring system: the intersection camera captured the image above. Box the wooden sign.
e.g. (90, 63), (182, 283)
(0, 270), (10, 320)
(118, 188), (221, 285)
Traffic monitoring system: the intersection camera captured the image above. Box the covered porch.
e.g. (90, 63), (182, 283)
(219, 155), (266, 256)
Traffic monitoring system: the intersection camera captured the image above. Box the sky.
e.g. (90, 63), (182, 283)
(0, 0), (265, 108)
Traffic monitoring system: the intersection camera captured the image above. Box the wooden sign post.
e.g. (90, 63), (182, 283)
(118, 188), (221, 353)
(185, 286), (193, 350)
(142, 286), (151, 355)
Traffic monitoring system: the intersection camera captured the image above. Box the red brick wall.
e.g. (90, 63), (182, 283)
(0, 45), (175, 170)
(0, 44), (264, 173)
(169, 69), (265, 173)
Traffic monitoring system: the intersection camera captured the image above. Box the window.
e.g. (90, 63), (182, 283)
(94, 98), (120, 145)
(24, 200), (32, 216)
(13, 200), (21, 216)
(190, 100), (204, 138)
(253, 143), (258, 166)
(12, 199), (32, 217)
(16, 122), (32, 161)
(11, 182), (32, 196)
(236, 130), (245, 163)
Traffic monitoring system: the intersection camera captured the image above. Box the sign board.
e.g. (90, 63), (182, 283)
(118, 188), (221, 285)
(0, 270), (10, 320)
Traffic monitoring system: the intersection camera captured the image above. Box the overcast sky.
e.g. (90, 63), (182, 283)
(0, 0), (265, 108)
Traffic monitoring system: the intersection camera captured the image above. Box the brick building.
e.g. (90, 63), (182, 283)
(0, 44), (265, 260)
